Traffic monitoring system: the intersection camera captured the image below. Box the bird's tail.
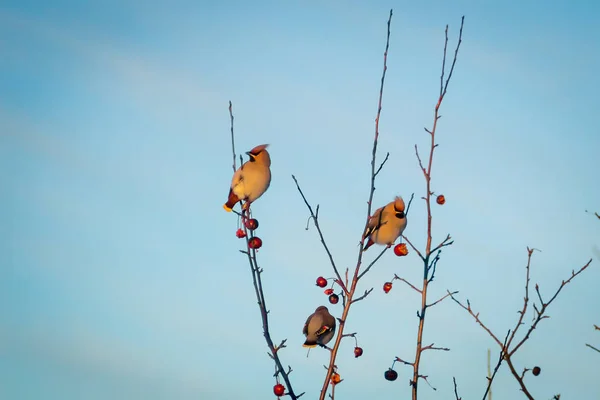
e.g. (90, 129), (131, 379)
(303, 340), (317, 348)
(223, 189), (240, 212)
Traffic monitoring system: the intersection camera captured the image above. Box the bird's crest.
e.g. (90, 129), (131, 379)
(393, 196), (405, 212)
(248, 144), (269, 155)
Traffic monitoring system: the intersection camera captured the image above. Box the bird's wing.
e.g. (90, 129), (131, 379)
(363, 206), (386, 239)
(230, 165), (244, 190)
(302, 313), (313, 335)
(315, 325), (334, 337)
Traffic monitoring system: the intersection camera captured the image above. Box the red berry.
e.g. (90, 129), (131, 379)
(236, 228), (246, 238)
(393, 243), (408, 257)
(248, 237), (262, 249)
(331, 372), (341, 385)
(384, 368), (398, 381)
(532, 366), (541, 376)
(436, 194), (446, 205)
(383, 282), (393, 293)
(328, 293), (339, 304)
(324, 288), (334, 295)
(316, 276), (327, 288)
(354, 347), (363, 358)
(273, 383), (285, 396)
(245, 218), (259, 230)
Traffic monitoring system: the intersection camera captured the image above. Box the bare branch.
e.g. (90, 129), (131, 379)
(427, 290), (458, 308)
(402, 235), (425, 261)
(438, 16), (465, 108)
(419, 375), (437, 391)
(421, 343), (450, 352)
(449, 292), (504, 347)
(351, 288), (374, 304)
(228, 101), (237, 172)
(415, 144), (427, 177)
(374, 152), (390, 177)
(405, 192), (416, 215)
(430, 234), (454, 253)
(394, 356), (414, 366)
(482, 330), (510, 400)
(509, 258), (593, 356)
(394, 274), (423, 294)
(586, 343), (600, 353)
(358, 247), (388, 279)
(506, 248), (534, 349)
(453, 377), (462, 400)
(292, 175), (347, 294)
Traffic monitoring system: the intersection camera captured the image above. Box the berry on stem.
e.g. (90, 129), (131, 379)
(328, 293), (339, 304)
(383, 282), (393, 293)
(436, 194), (446, 205)
(324, 288), (334, 295)
(273, 383), (285, 396)
(245, 218), (259, 230)
(532, 366), (541, 376)
(316, 276), (327, 288)
(384, 369), (398, 381)
(331, 373), (341, 385)
(394, 243), (408, 256)
(354, 347), (363, 358)
(236, 228), (246, 238)
(248, 237), (262, 249)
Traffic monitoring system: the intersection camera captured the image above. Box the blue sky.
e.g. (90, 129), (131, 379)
(1, 1), (599, 399)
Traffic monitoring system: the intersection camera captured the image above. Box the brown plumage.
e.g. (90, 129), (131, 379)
(302, 306), (336, 348)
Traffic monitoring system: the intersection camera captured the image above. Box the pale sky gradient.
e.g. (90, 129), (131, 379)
(1, 1), (599, 399)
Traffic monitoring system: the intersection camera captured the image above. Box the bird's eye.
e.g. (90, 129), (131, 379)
(396, 211), (405, 219)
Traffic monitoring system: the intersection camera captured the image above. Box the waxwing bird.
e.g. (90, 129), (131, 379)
(363, 196), (407, 251)
(223, 144), (271, 212)
(303, 306), (336, 348)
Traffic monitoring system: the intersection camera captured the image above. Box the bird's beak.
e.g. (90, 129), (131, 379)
(245, 151), (252, 156)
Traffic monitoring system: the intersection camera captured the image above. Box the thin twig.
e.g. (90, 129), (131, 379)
(357, 247), (388, 280)
(228, 101), (237, 172)
(374, 152), (390, 177)
(405, 192), (416, 215)
(450, 293), (504, 347)
(421, 343), (450, 352)
(292, 175), (347, 294)
(453, 377), (462, 400)
(430, 234), (454, 254)
(394, 274), (422, 294)
(395, 356), (414, 366)
(427, 290), (457, 308)
(586, 343), (600, 353)
(509, 259), (593, 357)
(401, 235), (425, 261)
(482, 330), (510, 400)
(351, 288), (373, 304)
(506, 248), (534, 349)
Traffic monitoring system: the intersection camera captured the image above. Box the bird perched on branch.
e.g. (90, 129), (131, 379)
(303, 306), (336, 348)
(223, 144), (271, 212)
(363, 196), (407, 251)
